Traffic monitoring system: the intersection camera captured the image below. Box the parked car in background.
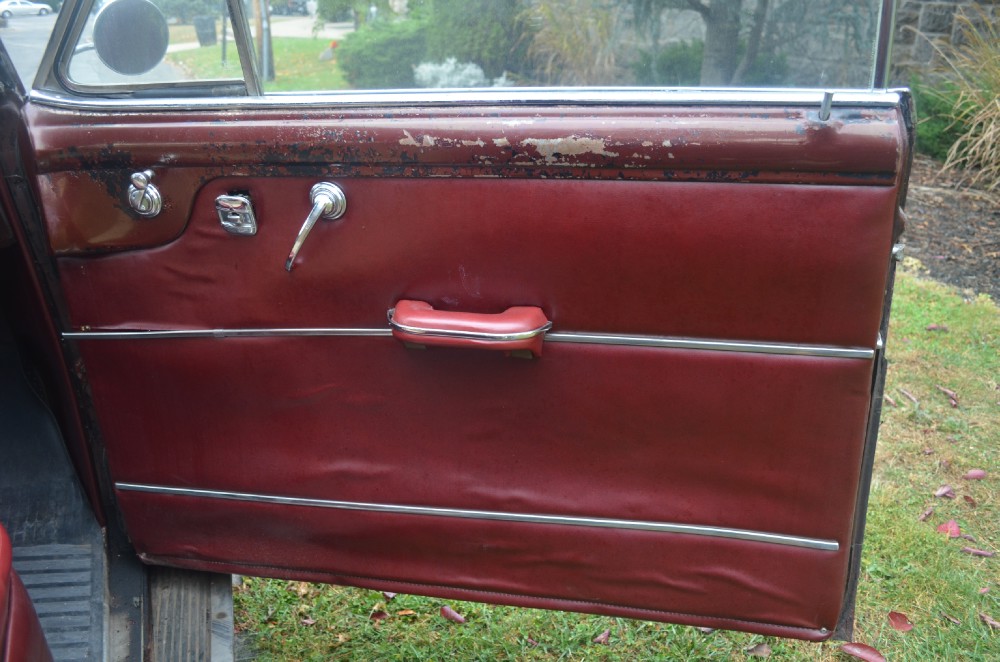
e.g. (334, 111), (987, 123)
(0, 0), (51, 17)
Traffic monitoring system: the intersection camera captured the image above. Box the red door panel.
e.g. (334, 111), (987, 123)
(57, 178), (895, 347)
(25, 98), (908, 640)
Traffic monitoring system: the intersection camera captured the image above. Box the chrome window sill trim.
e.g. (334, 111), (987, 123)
(29, 88), (902, 112)
(116, 482), (839, 552)
(62, 328), (874, 359)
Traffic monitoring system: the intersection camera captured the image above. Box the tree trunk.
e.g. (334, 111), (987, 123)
(699, 0), (742, 85)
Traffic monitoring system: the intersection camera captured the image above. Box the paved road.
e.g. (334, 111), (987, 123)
(0, 13), (58, 89)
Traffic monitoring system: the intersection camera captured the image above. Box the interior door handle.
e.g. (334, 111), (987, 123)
(388, 300), (552, 357)
(285, 182), (347, 272)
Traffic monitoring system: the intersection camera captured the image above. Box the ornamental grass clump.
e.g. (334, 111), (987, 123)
(933, 5), (1000, 190)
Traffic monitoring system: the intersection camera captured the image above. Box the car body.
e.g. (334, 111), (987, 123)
(0, 0), (50, 17)
(0, 0), (911, 659)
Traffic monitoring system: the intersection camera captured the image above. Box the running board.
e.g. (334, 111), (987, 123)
(150, 567), (234, 662)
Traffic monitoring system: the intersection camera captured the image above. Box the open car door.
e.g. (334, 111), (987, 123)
(6, 0), (911, 647)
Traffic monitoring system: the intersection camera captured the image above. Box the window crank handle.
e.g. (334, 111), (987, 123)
(285, 182), (347, 272)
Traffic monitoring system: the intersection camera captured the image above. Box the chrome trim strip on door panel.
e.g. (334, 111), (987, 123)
(29, 88), (902, 113)
(62, 328), (875, 359)
(115, 483), (840, 551)
(63, 328), (394, 340)
(545, 332), (875, 359)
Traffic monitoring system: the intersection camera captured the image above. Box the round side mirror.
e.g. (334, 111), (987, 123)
(93, 0), (169, 76)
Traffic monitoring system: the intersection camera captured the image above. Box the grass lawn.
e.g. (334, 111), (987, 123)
(234, 265), (999, 660)
(167, 37), (348, 92)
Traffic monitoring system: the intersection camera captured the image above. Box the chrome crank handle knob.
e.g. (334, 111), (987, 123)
(285, 182), (347, 272)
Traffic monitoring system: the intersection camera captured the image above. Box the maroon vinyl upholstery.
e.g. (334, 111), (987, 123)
(32, 100), (907, 639)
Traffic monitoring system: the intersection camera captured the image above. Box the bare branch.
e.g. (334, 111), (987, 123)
(684, 0), (709, 16)
(731, 0), (769, 84)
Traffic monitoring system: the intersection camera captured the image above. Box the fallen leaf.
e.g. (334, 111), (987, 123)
(919, 507), (934, 522)
(939, 459), (952, 470)
(900, 388), (920, 405)
(941, 612), (961, 625)
(396, 609), (417, 616)
(949, 397), (959, 408)
(963, 469), (987, 480)
(935, 384), (959, 402)
(440, 605), (466, 624)
(922, 448), (935, 455)
(369, 610), (388, 622)
(980, 587), (990, 594)
(937, 519), (961, 537)
(526, 637), (539, 647)
(934, 485), (956, 499)
(592, 628), (611, 645)
(300, 617), (316, 626)
(696, 626), (715, 634)
(839, 642), (886, 662)
(925, 324), (948, 332)
(382, 591), (397, 600)
(980, 613), (1000, 629)
(336, 633), (350, 643)
(745, 642), (772, 657)
(961, 534), (978, 541)
(888, 611), (914, 632)
(961, 547), (996, 558)
(884, 394), (897, 407)
(294, 581), (311, 597)
(964, 495), (978, 507)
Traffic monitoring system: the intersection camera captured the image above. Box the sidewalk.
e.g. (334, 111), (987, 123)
(166, 17), (353, 52)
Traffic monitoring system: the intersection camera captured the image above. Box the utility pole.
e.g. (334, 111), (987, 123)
(252, 0), (275, 81)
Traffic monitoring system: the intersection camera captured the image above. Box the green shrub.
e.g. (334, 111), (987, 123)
(337, 17), (429, 89)
(911, 77), (965, 161)
(633, 40), (702, 86)
(424, 0), (528, 79)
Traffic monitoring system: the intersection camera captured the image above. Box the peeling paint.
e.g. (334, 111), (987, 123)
(522, 136), (619, 161)
(399, 130), (420, 147)
(422, 135), (436, 147)
(461, 139), (486, 147)
(642, 141), (654, 147)
(662, 139), (672, 148)
(492, 137), (510, 148)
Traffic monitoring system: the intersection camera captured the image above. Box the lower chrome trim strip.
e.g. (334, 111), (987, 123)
(116, 482), (839, 551)
(63, 328), (873, 359)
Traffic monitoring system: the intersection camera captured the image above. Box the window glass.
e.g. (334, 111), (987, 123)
(50, 0), (885, 95)
(260, 0), (880, 93)
(0, 0), (59, 89)
(65, 0), (244, 88)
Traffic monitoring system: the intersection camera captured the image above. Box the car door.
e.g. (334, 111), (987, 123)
(7, 0), (909, 643)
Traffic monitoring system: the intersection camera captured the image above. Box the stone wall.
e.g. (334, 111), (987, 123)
(893, 0), (998, 83)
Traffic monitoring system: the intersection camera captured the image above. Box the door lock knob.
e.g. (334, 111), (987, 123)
(127, 169), (162, 218)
